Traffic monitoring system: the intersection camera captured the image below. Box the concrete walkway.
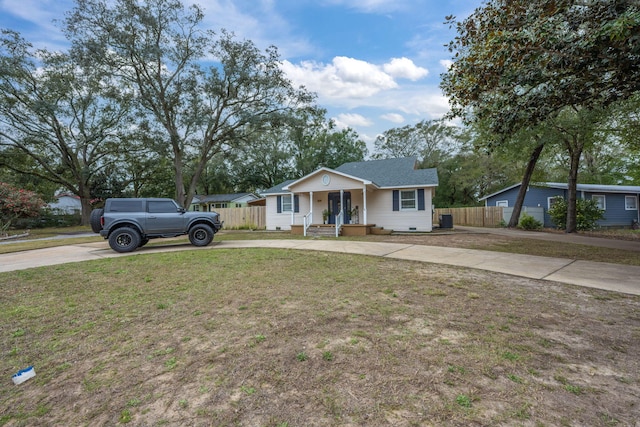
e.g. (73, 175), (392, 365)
(1, 239), (639, 296)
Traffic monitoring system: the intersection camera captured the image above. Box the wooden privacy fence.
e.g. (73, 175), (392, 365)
(215, 206), (503, 230)
(215, 206), (266, 230)
(433, 206), (504, 227)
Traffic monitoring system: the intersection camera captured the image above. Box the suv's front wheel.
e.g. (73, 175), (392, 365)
(109, 227), (141, 253)
(189, 224), (214, 247)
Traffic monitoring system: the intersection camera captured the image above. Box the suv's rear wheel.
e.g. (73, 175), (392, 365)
(189, 224), (214, 247)
(108, 227), (141, 253)
(90, 208), (104, 233)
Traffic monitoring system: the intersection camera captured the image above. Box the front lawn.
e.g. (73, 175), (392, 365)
(2, 249), (639, 425)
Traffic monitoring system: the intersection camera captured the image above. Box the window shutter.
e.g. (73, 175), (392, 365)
(277, 195), (282, 213)
(294, 195), (299, 213)
(392, 190), (399, 211)
(418, 189), (425, 211)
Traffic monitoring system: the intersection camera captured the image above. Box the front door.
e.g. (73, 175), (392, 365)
(328, 192), (351, 224)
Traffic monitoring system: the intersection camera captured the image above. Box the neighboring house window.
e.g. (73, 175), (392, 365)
(592, 194), (606, 210)
(193, 205), (200, 211)
(548, 196), (562, 210)
(496, 200), (508, 207)
(625, 195), (638, 210)
(400, 190), (417, 210)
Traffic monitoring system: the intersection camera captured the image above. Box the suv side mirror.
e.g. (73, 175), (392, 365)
(178, 207), (186, 213)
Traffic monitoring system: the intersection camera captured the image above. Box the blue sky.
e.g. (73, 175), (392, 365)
(0, 0), (482, 150)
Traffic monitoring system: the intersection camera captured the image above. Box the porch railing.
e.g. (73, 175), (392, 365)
(303, 211), (312, 237)
(335, 210), (344, 238)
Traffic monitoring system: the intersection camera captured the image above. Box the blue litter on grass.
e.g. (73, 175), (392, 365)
(12, 366), (35, 385)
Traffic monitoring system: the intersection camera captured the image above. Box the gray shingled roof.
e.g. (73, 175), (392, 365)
(261, 158), (438, 195)
(261, 179), (296, 195)
(335, 157), (438, 187)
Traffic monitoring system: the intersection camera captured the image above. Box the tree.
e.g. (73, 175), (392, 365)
(0, 30), (135, 225)
(373, 119), (455, 166)
(226, 108), (367, 192)
(441, 0), (640, 232)
(65, 0), (315, 208)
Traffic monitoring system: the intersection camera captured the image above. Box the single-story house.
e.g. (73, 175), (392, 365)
(261, 157), (438, 235)
(190, 193), (259, 211)
(480, 182), (640, 228)
(48, 193), (81, 214)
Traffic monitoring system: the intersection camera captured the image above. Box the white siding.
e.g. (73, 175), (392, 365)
(265, 194), (310, 230)
(367, 188), (433, 232)
(49, 196), (81, 214)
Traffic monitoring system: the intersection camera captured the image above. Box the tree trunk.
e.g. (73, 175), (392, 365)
(79, 184), (93, 226)
(565, 138), (583, 233)
(508, 142), (544, 227)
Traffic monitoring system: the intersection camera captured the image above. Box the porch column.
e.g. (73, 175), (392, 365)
(290, 192), (295, 226)
(309, 191), (313, 222)
(340, 189), (344, 222)
(363, 185), (368, 224)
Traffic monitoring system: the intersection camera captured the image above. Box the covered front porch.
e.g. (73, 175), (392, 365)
(290, 182), (374, 236)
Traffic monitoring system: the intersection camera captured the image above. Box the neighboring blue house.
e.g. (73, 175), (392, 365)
(480, 182), (640, 228)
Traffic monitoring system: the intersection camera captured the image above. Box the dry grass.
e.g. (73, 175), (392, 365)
(2, 248), (639, 426)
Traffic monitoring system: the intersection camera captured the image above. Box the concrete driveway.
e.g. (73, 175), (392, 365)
(1, 238), (639, 296)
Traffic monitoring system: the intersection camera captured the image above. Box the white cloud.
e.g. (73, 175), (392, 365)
(381, 113), (405, 123)
(281, 56), (397, 100)
(383, 57), (428, 81)
(333, 113), (373, 129)
(439, 59), (454, 70)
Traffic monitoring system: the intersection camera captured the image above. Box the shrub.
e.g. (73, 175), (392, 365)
(548, 197), (604, 231)
(517, 213), (542, 230)
(0, 182), (46, 232)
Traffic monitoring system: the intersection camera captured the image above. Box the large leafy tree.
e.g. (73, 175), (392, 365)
(227, 108), (367, 192)
(65, 0), (315, 208)
(0, 30), (135, 225)
(373, 119), (456, 167)
(441, 0), (640, 232)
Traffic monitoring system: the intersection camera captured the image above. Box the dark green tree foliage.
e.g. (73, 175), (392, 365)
(0, 30), (135, 224)
(65, 0), (315, 208)
(442, 0), (640, 135)
(442, 0), (640, 232)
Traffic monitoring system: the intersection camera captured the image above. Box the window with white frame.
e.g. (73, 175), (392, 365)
(592, 194), (606, 210)
(281, 194), (293, 212)
(400, 190), (417, 210)
(625, 195), (638, 210)
(496, 200), (508, 207)
(548, 196), (563, 209)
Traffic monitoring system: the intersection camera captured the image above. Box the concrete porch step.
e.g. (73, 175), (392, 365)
(306, 224), (341, 237)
